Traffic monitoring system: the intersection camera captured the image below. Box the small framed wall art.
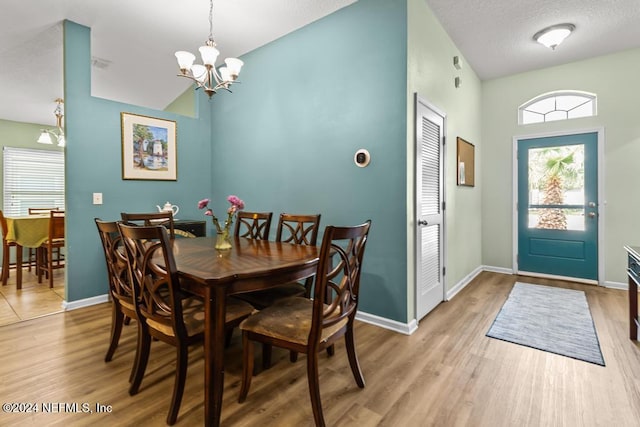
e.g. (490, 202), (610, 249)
(121, 112), (177, 180)
(457, 137), (475, 187)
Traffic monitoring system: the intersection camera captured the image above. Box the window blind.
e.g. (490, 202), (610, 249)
(3, 147), (65, 217)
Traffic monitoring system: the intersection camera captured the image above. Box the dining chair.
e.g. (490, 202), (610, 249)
(238, 220), (372, 427)
(118, 223), (255, 425)
(120, 211), (175, 239)
(0, 210), (18, 287)
(95, 219), (138, 369)
(234, 211), (273, 240)
(36, 210), (65, 288)
(235, 213), (322, 369)
(27, 207), (60, 272)
(237, 214), (321, 310)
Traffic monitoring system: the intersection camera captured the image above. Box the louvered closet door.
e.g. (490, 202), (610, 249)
(416, 96), (445, 321)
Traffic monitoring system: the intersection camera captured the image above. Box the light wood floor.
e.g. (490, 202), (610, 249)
(1, 271), (640, 426)
(0, 267), (65, 326)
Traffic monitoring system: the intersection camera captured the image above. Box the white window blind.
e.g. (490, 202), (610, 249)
(3, 147), (65, 217)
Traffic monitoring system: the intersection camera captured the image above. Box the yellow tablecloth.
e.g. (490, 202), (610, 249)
(5, 216), (50, 248)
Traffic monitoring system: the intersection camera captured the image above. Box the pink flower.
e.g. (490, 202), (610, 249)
(227, 195), (245, 210)
(198, 198), (210, 209)
(204, 210), (213, 216)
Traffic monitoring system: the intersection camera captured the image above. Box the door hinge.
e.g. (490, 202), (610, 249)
(443, 267), (446, 276)
(442, 136), (446, 146)
(442, 201), (446, 211)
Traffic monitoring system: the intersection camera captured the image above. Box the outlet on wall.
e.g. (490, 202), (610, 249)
(93, 192), (103, 205)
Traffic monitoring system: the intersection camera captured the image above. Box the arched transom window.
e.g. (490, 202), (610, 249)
(519, 91), (597, 125)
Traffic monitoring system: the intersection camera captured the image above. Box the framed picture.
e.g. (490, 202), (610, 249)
(121, 112), (177, 180)
(457, 137), (475, 187)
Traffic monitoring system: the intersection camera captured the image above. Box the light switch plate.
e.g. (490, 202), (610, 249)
(93, 192), (103, 205)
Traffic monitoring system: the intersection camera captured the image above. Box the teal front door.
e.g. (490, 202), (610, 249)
(517, 132), (598, 281)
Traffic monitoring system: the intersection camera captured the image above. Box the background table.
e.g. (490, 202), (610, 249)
(5, 215), (50, 289)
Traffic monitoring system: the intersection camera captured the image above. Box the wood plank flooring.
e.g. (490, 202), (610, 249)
(1, 271), (640, 426)
(0, 268), (64, 326)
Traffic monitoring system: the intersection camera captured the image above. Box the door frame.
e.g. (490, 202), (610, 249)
(512, 127), (605, 285)
(414, 94), (446, 322)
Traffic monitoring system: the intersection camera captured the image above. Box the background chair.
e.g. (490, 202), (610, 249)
(234, 211), (273, 240)
(95, 219), (137, 367)
(36, 210), (65, 288)
(238, 220), (371, 427)
(0, 210), (18, 287)
(237, 213), (321, 309)
(27, 207), (59, 273)
(118, 223), (254, 425)
(120, 211), (175, 239)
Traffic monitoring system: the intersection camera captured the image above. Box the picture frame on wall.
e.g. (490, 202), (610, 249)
(457, 137), (475, 187)
(121, 112), (177, 180)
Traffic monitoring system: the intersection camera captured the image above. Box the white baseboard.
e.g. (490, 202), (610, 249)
(604, 280), (627, 290)
(62, 294), (110, 311)
(482, 265), (514, 275)
(356, 311), (417, 335)
(446, 265), (484, 300)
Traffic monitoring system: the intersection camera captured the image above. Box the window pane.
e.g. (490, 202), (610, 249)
(545, 110), (567, 122)
(528, 208), (585, 231)
(522, 110), (544, 124)
(527, 97), (556, 114)
(568, 100), (594, 119)
(3, 147), (65, 217)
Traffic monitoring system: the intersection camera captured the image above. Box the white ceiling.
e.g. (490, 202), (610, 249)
(1, 0), (639, 127)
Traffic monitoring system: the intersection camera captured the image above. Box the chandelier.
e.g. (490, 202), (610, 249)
(37, 98), (65, 147)
(174, 0), (244, 98)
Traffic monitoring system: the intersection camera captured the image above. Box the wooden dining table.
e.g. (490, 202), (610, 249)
(170, 236), (320, 426)
(4, 215), (50, 289)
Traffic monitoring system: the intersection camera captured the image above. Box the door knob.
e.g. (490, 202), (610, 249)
(588, 202), (596, 208)
(588, 212), (596, 218)
(418, 219), (429, 226)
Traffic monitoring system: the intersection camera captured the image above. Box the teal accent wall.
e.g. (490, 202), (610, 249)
(208, 0), (408, 321)
(63, 21), (212, 301)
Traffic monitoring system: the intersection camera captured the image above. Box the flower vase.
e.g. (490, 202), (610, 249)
(215, 229), (232, 250)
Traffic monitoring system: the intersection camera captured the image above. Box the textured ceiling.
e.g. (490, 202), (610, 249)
(425, 0), (640, 80)
(0, 0), (356, 126)
(1, 0), (639, 127)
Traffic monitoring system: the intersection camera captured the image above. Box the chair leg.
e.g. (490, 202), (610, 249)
(1, 245), (9, 286)
(289, 350), (298, 363)
(104, 304), (124, 362)
(262, 343), (272, 370)
(225, 328), (233, 348)
(129, 325), (151, 394)
(167, 345), (188, 425)
(48, 247), (54, 288)
(326, 344), (335, 357)
(306, 351), (326, 427)
(238, 332), (254, 403)
(345, 327), (365, 388)
(124, 316), (132, 326)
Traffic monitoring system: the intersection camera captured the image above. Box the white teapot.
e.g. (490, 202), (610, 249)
(157, 201), (179, 217)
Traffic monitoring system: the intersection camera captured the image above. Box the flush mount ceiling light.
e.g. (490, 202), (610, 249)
(37, 98), (65, 147)
(533, 23), (576, 50)
(175, 0), (244, 98)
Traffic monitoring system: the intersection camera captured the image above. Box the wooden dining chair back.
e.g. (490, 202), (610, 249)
(95, 219), (137, 364)
(238, 220), (372, 427)
(120, 211), (175, 239)
(118, 222), (254, 425)
(234, 211), (273, 240)
(37, 210), (65, 288)
(0, 210), (17, 287)
(28, 207), (59, 215)
(238, 213), (321, 310)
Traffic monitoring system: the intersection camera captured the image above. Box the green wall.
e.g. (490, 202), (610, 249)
(207, 0), (409, 321)
(407, 0), (483, 317)
(482, 47), (640, 285)
(63, 21), (213, 302)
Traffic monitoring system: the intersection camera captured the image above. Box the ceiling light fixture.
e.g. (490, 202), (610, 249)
(175, 0), (244, 98)
(37, 98), (65, 147)
(533, 23), (575, 50)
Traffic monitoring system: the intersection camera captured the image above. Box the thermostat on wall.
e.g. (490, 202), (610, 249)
(354, 149), (370, 167)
